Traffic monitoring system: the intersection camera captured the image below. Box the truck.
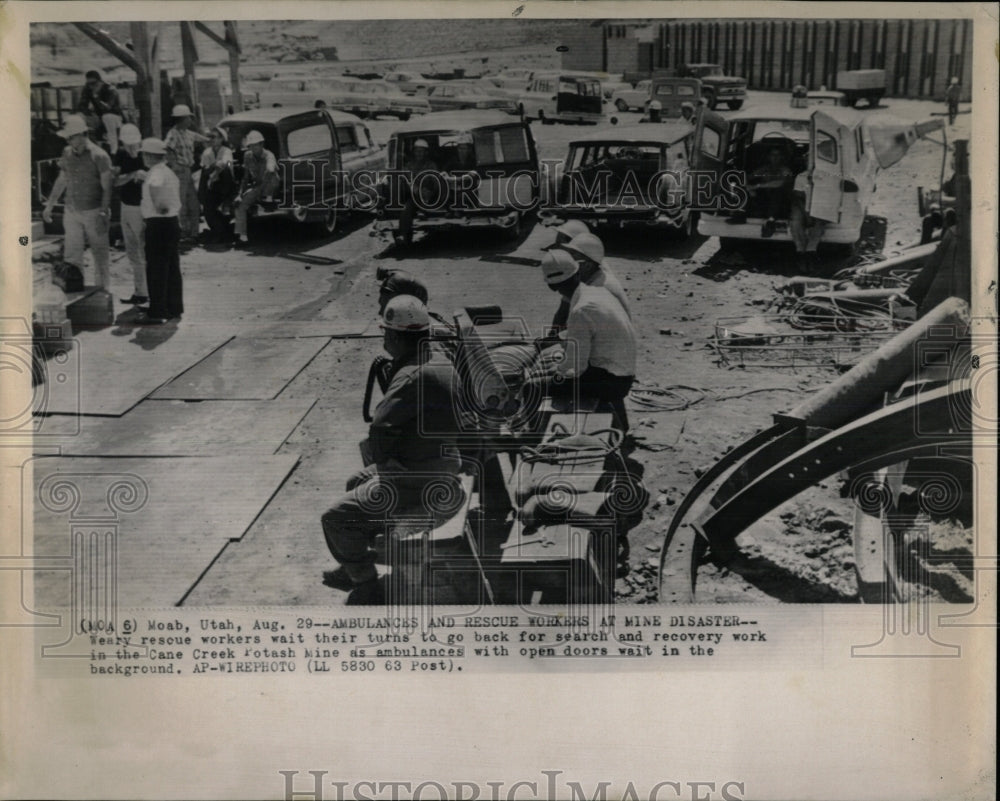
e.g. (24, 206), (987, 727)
(835, 69), (886, 108)
(674, 63), (747, 110)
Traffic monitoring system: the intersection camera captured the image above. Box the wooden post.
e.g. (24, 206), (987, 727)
(180, 22), (201, 126)
(226, 21), (243, 112)
(129, 22), (158, 137)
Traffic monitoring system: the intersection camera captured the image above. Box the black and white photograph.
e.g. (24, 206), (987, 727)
(1, 3), (995, 799)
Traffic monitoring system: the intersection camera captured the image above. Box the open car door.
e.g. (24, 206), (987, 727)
(690, 106), (729, 210)
(808, 110), (845, 223)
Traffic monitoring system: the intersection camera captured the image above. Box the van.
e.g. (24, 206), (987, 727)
(692, 104), (878, 248)
(372, 110), (540, 240)
(218, 107), (386, 234)
(515, 72), (605, 125)
(648, 77), (703, 117)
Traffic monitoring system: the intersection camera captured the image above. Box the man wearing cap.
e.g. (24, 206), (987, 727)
(139, 137), (183, 324)
(537, 250), (637, 432)
(78, 70), (122, 153)
(640, 99), (663, 124)
(945, 77), (961, 126)
(679, 101), (696, 124)
(198, 127), (236, 243)
(321, 295), (463, 599)
(164, 104), (208, 240)
(43, 114), (113, 291)
(112, 123), (148, 305)
(233, 130), (280, 246)
(396, 138), (439, 246)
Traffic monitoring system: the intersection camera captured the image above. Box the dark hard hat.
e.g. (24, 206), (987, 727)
(378, 268), (428, 304)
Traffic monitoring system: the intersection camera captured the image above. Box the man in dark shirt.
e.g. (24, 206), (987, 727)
(78, 70), (123, 153)
(945, 77), (961, 126)
(396, 138), (439, 246)
(321, 295), (463, 599)
(112, 123), (148, 304)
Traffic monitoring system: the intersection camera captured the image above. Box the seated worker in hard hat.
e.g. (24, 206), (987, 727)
(745, 146), (794, 238)
(233, 129), (279, 246)
(543, 219), (590, 251)
(321, 295), (463, 600)
(396, 138), (440, 247)
(545, 232), (630, 335)
(639, 99), (663, 124)
(533, 251), (637, 432)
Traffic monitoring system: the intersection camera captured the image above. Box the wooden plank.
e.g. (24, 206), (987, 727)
(31, 454), (300, 608)
(34, 399), (315, 456)
(35, 326), (232, 416)
(152, 337), (329, 400)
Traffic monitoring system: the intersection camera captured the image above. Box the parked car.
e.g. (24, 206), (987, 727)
(382, 70), (431, 96)
(424, 82), (515, 112)
(692, 104), (878, 248)
(835, 69), (887, 108)
(610, 80), (652, 112)
(515, 72), (605, 125)
(331, 80), (431, 120)
(372, 110), (540, 241)
(256, 76), (328, 108)
(675, 63), (747, 110)
(218, 107), (386, 234)
(541, 122), (698, 237)
(485, 68), (535, 91)
(803, 89), (850, 107)
(649, 77), (703, 117)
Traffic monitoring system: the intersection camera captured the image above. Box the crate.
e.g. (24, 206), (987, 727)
(66, 287), (114, 330)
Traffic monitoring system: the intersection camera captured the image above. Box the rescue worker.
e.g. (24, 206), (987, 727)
(233, 130), (280, 246)
(198, 126), (236, 243)
(537, 249), (637, 433)
(679, 101), (696, 124)
(138, 137), (183, 324)
(396, 138), (439, 246)
(747, 146), (793, 237)
(945, 77), (961, 126)
(164, 104), (209, 242)
(321, 295), (463, 600)
(77, 70), (122, 153)
(376, 267), (429, 314)
(43, 114), (113, 292)
(561, 232), (631, 318)
(112, 123), (148, 305)
(542, 219), (590, 251)
(640, 99), (663, 123)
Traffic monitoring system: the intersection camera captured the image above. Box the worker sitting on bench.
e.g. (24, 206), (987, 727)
(321, 295), (463, 601)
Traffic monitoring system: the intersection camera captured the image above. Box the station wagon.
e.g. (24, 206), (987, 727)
(515, 73), (605, 125)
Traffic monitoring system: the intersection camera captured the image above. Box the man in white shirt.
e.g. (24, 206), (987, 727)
(139, 138), (183, 324)
(539, 250), (637, 432)
(547, 231), (631, 333)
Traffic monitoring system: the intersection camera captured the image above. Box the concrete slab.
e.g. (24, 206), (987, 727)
(30, 454), (300, 609)
(152, 337), (330, 401)
(34, 399), (316, 456)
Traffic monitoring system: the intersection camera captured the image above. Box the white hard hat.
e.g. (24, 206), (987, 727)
(413, 138), (429, 149)
(541, 250), (579, 285)
(555, 220), (590, 240)
(119, 123), (142, 145)
(564, 232), (605, 266)
(171, 104), (194, 118)
(60, 115), (90, 139)
(140, 137), (167, 155)
(649, 100), (663, 111)
(381, 294), (430, 331)
(244, 130), (265, 146)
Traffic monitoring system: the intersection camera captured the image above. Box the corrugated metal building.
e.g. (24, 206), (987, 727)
(561, 19), (974, 101)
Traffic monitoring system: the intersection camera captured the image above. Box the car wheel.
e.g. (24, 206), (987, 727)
(397, 112), (411, 121)
(615, 98), (629, 112)
(317, 206), (338, 236)
(703, 92), (717, 110)
(726, 99), (744, 111)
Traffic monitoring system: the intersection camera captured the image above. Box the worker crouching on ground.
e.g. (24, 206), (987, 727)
(233, 130), (280, 246)
(555, 231), (631, 327)
(532, 250), (637, 433)
(321, 295), (464, 602)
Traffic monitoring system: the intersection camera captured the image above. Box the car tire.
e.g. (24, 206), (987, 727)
(726, 99), (744, 111)
(317, 206), (338, 236)
(397, 112), (411, 121)
(703, 92), (717, 110)
(615, 98), (629, 112)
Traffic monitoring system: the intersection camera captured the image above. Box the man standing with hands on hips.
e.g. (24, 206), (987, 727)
(43, 114), (113, 292)
(138, 138), (183, 325)
(164, 104), (208, 242)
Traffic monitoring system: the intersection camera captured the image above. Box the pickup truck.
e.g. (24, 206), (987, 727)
(835, 70), (886, 108)
(675, 63), (747, 110)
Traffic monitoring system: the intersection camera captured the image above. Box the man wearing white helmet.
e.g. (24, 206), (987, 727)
(138, 137), (183, 324)
(537, 249), (637, 432)
(321, 295), (463, 599)
(112, 123), (149, 304)
(234, 129), (279, 246)
(945, 77), (961, 126)
(164, 104), (208, 241)
(43, 114), (113, 291)
(679, 101), (696, 124)
(562, 231), (630, 316)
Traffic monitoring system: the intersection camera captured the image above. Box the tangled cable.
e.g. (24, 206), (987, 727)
(628, 384), (801, 411)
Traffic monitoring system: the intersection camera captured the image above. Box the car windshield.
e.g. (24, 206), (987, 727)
(752, 119), (810, 141)
(568, 143), (664, 169)
(695, 65), (722, 77)
(398, 125), (532, 171)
